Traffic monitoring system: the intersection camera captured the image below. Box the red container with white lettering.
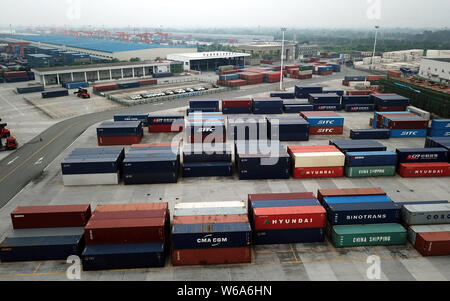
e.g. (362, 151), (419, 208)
(309, 126), (343, 135)
(398, 163), (450, 178)
(97, 134), (142, 146)
(253, 206), (326, 230)
(293, 166), (344, 178)
(149, 124), (184, 133)
(172, 247), (251, 266)
(415, 231), (450, 256)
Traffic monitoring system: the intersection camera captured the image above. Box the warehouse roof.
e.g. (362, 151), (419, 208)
(27, 53), (52, 58)
(424, 58), (450, 63)
(32, 60), (172, 73)
(9, 35), (195, 53)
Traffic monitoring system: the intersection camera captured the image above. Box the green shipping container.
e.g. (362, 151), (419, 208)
(331, 223), (407, 248)
(299, 65), (313, 71)
(345, 165), (396, 178)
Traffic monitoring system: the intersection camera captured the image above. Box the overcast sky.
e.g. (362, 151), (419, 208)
(1, 0), (449, 29)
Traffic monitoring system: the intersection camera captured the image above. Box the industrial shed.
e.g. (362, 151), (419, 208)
(5, 35), (197, 61)
(166, 52), (250, 72)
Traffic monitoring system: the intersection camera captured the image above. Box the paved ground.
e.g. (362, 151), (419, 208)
(0, 98), (449, 281)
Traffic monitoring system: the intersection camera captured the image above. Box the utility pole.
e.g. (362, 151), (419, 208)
(280, 27), (287, 91)
(371, 25), (380, 70)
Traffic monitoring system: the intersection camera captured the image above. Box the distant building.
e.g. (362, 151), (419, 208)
(426, 50), (450, 59)
(26, 53), (54, 67)
(238, 43), (297, 62)
(166, 51), (250, 72)
(5, 35), (197, 61)
(297, 44), (319, 58)
(419, 58), (450, 82)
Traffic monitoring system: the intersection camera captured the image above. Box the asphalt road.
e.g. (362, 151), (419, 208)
(0, 66), (371, 208)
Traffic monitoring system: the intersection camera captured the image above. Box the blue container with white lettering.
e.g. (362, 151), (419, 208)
(313, 104), (342, 111)
(396, 148), (448, 164)
(345, 104), (375, 112)
(390, 129), (427, 138)
(305, 117), (344, 127)
(430, 119), (450, 130)
(114, 114), (149, 126)
(428, 129), (450, 138)
(327, 202), (401, 225)
(253, 228), (324, 245)
(322, 195), (394, 209)
(171, 222), (252, 249)
(345, 151), (398, 167)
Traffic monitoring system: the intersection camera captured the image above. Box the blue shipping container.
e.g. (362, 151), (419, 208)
(350, 129), (391, 140)
(345, 151), (398, 167)
(396, 148), (448, 163)
(428, 129), (450, 138)
(327, 202), (401, 225)
(253, 228), (324, 245)
(182, 162), (232, 177)
(305, 117), (344, 127)
(322, 195), (394, 209)
(431, 120), (450, 130)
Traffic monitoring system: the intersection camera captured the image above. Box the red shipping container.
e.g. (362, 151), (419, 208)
(309, 126), (344, 135)
(187, 134), (226, 144)
(253, 206), (326, 230)
(387, 119), (428, 129)
(248, 192), (315, 202)
(376, 106), (408, 112)
(93, 84), (118, 92)
(84, 217), (166, 245)
(91, 210), (167, 221)
(172, 247), (251, 266)
(5, 71), (28, 78)
(317, 188), (385, 202)
(227, 79), (247, 86)
(388, 70), (402, 77)
(173, 214), (249, 225)
(138, 79), (157, 86)
(95, 203), (168, 212)
(97, 134), (142, 146)
(149, 124), (184, 133)
(222, 99), (252, 108)
(415, 232), (450, 256)
(398, 163), (450, 178)
(293, 166), (344, 178)
(367, 75), (384, 81)
(346, 90), (371, 96)
(298, 74), (313, 80)
(11, 205), (91, 229)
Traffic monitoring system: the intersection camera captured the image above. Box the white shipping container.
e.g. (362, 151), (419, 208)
(348, 81), (369, 87)
(407, 224), (450, 246)
(157, 65), (169, 73)
(175, 201), (245, 210)
(292, 152), (345, 168)
(299, 70), (313, 76)
(407, 106), (431, 121)
(62, 173), (119, 186)
(174, 207), (247, 217)
(402, 204), (450, 225)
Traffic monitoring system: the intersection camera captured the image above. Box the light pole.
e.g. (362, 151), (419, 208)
(280, 27), (287, 91)
(371, 25), (380, 70)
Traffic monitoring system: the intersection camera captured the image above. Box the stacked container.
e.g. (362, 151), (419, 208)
(123, 144), (180, 184)
(425, 137), (450, 155)
(148, 115), (184, 133)
(288, 145), (345, 178)
(396, 148), (450, 178)
(381, 114), (428, 138)
(330, 139), (387, 153)
(350, 129), (391, 140)
(222, 98), (253, 114)
(239, 73), (264, 85)
(81, 203), (169, 270)
(428, 119), (450, 138)
(264, 72), (283, 83)
(319, 189), (407, 248)
(371, 94), (410, 112)
(342, 95), (375, 112)
(189, 99), (220, 112)
(0, 205), (91, 262)
(295, 85), (323, 99)
(301, 111), (344, 135)
(400, 201), (450, 256)
(227, 117), (267, 141)
(235, 141), (290, 180)
(172, 201), (251, 266)
(114, 114), (149, 127)
(345, 151), (398, 178)
(270, 92), (296, 99)
(248, 192), (326, 245)
(282, 100), (314, 113)
(186, 112), (226, 143)
(308, 93), (342, 111)
(252, 97), (283, 114)
(61, 147), (124, 186)
(267, 117), (310, 141)
(97, 121), (143, 146)
(182, 143), (232, 177)
(342, 75), (367, 87)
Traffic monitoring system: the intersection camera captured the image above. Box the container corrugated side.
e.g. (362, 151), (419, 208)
(401, 204), (450, 225)
(331, 223), (406, 247)
(291, 152), (345, 168)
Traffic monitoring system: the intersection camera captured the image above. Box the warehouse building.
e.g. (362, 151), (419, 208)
(166, 51), (250, 72)
(418, 58), (450, 82)
(5, 35), (197, 61)
(297, 44), (320, 58)
(238, 43), (297, 63)
(31, 61), (173, 86)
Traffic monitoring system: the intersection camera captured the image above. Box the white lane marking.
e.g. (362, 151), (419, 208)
(0, 94), (25, 116)
(7, 156), (19, 165)
(34, 157), (44, 165)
